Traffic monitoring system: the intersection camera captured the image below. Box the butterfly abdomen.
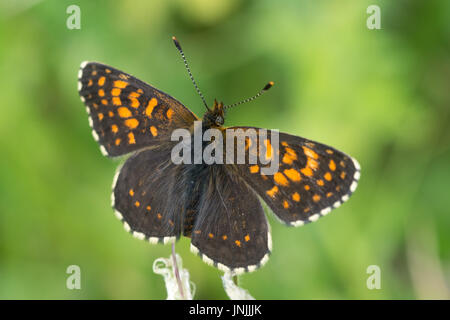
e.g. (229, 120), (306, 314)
(180, 163), (210, 237)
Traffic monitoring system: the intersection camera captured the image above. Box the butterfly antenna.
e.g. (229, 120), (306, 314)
(224, 81), (274, 110)
(172, 36), (209, 110)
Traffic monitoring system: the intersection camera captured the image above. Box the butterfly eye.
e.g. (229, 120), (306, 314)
(215, 115), (224, 125)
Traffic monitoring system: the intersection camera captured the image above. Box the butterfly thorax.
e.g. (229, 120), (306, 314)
(202, 100), (225, 129)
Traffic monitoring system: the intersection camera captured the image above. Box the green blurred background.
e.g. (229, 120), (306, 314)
(0, 0), (449, 299)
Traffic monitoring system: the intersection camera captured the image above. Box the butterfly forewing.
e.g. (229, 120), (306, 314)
(226, 127), (360, 227)
(78, 62), (198, 157)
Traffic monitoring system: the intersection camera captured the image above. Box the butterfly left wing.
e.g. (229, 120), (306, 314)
(112, 147), (189, 243)
(225, 127), (361, 227)
(190, 165), (271, 275)
(78, 62), (198, 157)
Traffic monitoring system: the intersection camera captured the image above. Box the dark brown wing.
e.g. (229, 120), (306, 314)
(112, 147), (188, 243)
(78, 62), (198, 157)
(224, 126), (361, 227)
(190, 165), (271, 275)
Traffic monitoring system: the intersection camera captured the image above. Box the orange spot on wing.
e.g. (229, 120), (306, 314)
(317, 179), (324, 186)
(128, 132), (136, 144)
(283, 200), (290, 208)
(114, 80), (128, 89)
(108, 111), (114, 117)
(329, 160), (336, 171)
(302, 146), (319, 159)
(111, 124), (118, 133)
(208, 233), (214, 238)
(157, 213), (162, 220)
(222, 235), (228, 240)
(98, 89), (105, 97)
(282, 144), (297, 165)
(301, 167), (313, 177)
(304, 185), (310, 190)
(134, 201), (140, 207)
(105, 69), (111, 73)
(98, 113), (104, 121)
(166, 108), (174, 119)
(285, 147), (297, 159)
(264, 139), (273, 160)
(101, 99), (108, 105)
(98, 76), (106, 86)
(129, 98), (140, 108)
(129, 91), (140, 98)
(111, 88), (121, 96)
(245, 234), (250, 242)
(326, 192), (333, 198)
(274, 172), (289, 186)
(307, 158), (319, 170)
(88, 79), (93, 86)
(292, 192), (300, 202)
(282, 153), (295, 165)
(115, 138), (121, 145)
(125, 118), (139, 129)
(112, 97), (121, 106)
(324, 172), (332, 181)
(129, 189), (134, 196)
(146, 205), (151, 211)
(249, 165), (259, 173)
(281, 141), (288, 147)
(313, 194), (321, 202)
(340, 171), (346, 179)
(145, 98), (158, 118)
(266, 185), (279, 198)
(284, 168), (301, 182)
(235, 240), (241, 247)
(150, 126), (158, 137)
(118, 107), (132, 118)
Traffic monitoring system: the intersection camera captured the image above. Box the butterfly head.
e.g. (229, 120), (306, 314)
(203, 99), (225, 127)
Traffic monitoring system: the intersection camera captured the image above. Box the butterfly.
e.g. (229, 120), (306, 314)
(77, 37), (360, 275)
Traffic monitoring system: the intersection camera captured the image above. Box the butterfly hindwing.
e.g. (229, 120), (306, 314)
(190, 166), (271, 274)
(112, 147), (188, 243)
(226, 127), (361, 227)
(78, 62), (198, 157)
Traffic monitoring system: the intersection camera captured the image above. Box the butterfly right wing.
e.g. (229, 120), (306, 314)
(78, 62), (198, 157)
(190, 165), (271, 274)
(224, 127), (361, 227)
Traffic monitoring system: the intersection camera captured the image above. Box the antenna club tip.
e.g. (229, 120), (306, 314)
(172, 36), (181, 49)
(263, 81), (275, 91)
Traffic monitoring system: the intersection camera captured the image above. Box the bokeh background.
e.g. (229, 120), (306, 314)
(0, 0), (449, 299)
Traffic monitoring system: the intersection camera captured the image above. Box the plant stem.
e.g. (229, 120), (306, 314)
(171, 242), (185, 299)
